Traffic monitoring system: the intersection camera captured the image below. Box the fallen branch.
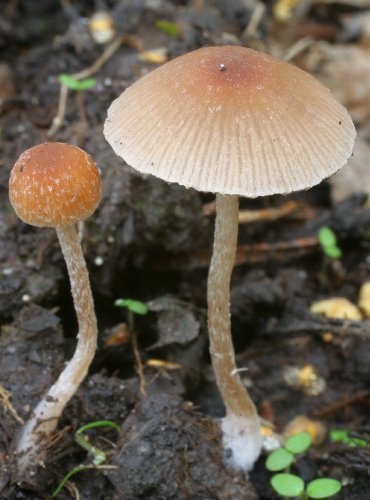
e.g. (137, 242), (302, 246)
(154, 237), (319, 270)
(314, 389), (370, 417)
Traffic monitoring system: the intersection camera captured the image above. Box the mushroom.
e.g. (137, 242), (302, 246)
(9, 142), (101, 477)
(104, 45), (356, 471)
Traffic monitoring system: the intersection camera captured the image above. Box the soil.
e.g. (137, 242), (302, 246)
(1, 1), (370, 499)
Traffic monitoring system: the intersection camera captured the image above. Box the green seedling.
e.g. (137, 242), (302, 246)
(52, 420), (120, 497)
(266, 432), (342, 499)
(306, 478), (342, 499)
(114, 298), (148, 395)
(114, 298), (148, 316)
(271, 474), (341, 499)
(318, 226), (342, 259)
(75, 420), (120, 465)
(271, 474), (305, 498)
(266, 447), (295, 471)
(115, 297), (148, 332)
(266, 432), (312, 472)
(115, 298), (148, 331)
(330, 429), (368, 448)
(284, 431), (312, 454)
(155, 19), (181, 37)
(59, 74), (97, 91)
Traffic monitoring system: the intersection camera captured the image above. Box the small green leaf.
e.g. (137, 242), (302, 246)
(318, 227), (342, 259)
(156, 20), (181, 37)
(330, 429), (367, 447)
(266, 448), (294, 471)
(75, 420), (120, 461)
(318, 227), (337, 248)
(52, 465), (87, 497)
(52, 420), (120, 497)
(73, 78), (96, 90)
(59, 74), (97, 91)
(76, 420), (121, 435)
(325, 246), (342, 259)
(270, 473), (305, 497)
(114, 298), (148, 315)
(306, 478), (342, 499)
(285, 432), (312, 454)
(330, 429), (348, 443)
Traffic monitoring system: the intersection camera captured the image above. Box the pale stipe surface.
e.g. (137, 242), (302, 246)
(105, 45), (356, 197)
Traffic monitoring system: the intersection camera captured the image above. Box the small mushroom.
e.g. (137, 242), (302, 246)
(104, 46), (356, 471)
(9, 142), (101, 477)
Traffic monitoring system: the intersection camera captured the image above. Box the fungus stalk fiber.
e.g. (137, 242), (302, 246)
(16, 225), (97, 477)
(207, 194), (258, 419)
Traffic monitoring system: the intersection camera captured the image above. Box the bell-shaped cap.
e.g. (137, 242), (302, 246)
(9, 142), (101, 227)
(104, 45), (356, 197)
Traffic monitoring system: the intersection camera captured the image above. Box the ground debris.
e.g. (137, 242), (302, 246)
(310, 297), (362, 320)
(107, 394), (257, 500)
(2, 0), (370, 497)
(0, 304), (64, 427)
(148, 295), (201, 348)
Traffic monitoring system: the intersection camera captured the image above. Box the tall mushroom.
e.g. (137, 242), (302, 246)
(104, 45), (356, 471)
(9, 142), (101, 477)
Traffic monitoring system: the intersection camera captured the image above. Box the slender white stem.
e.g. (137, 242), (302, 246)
(207, 194), (254, 415)
(16, 225), (98, 477)
(207, 193), (261, 471)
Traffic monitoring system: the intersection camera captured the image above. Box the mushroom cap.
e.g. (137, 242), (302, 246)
(104, 45), (356, 197)
(9, 142), (101, 227)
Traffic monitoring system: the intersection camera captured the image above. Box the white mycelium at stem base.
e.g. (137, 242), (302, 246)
(16, 224), (98, 474)
(207, 194), (262, 471)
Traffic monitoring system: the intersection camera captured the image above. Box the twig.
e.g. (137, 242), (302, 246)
(0, 384), (24, 424)
(203, 200), (313, 223)
(314, 390), (370, 417)
(65, 481), (80, 500)
(43, 425), (72, 451)
(131, 330), (147, 397)
(72, 36), (124, 81)
(47, 36), (127, 138)
(47, 84), (69, 138)
(242, 2), (266, 39)
(154, 237), (319, 270)
(128, 310), (147, 397)
(284, 36), (314, 62)
(262, 317), (370, 339)
(238, 201), (301, 223)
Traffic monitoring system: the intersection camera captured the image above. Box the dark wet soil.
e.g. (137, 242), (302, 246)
(1, 1), (370, 499)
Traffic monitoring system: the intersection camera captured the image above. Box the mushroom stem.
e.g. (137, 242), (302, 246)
(207, 193), (262, 471)
(207, 194), (252, 414)
(16, 224), (97, 476)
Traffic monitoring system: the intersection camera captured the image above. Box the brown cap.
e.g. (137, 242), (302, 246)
(104, 45), (356, 197)
(9, 142), (101, 227)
